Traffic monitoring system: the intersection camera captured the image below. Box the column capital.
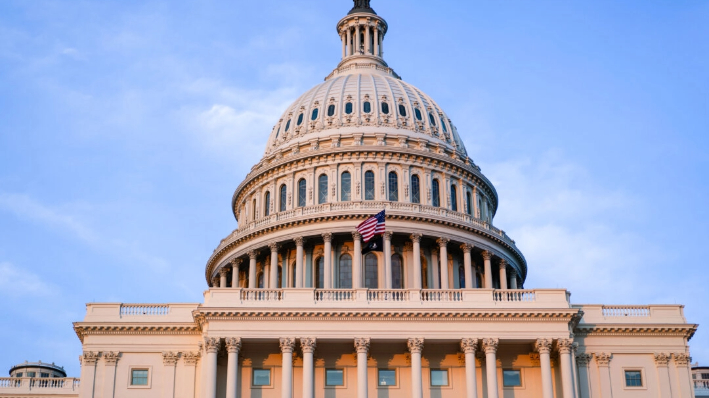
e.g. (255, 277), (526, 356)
(436, 237), (450, 248)
(230, 258), (243, 266)
(322, 233), (333, 243)
(595, 352), (612, 367)
(482, 338), (499, 354)
(460, 243), (473, 253)
(211, 277), (219, 287)
(571, 342), (579, 354)
(225, 337), (242, 353)
(269, 242), (280, 252)
(410, 233), (422, 243)
(354, 337), (371, 353)
(162, 351), (179, 366)
(204, 337), (221, 353)
(383, 231), (393, 240)
(557, 338), (574, 354)
(407, 337), (425, 354)
(82, 351), (100, 365)
(535, 338), (553, 354)
(300, 337), (317, 353)
(576, 353), (592, 367)
(103, 351), (120, 365)
(183, 351), (201, 365)
(653, 352), (670, 366)
(673, 353), (690, 366)
(293, 236), (306, 246)
(498, 259), (507, 270)
(482, 250), (493, 261)
(280, 337), (296, 354)
(460, 338), (478, 354)
(219, 267), (229, 277)
(352, 231), (362, 240)
(247, 250), (259, 260)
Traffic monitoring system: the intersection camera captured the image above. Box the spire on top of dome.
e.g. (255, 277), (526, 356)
(348, 0), (376, 15)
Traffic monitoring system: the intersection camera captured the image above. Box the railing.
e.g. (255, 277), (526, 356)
(367, 289), (410, 302)
(493, 290), (536, 302)
(315, 289), (356, 302)
(0, 377), (80, 391)
(0, 378), (21, 388)
(602, 306), (650, 317)
(241, 289), (284, 301)
(33, 379), (65, 388)
(421, 289), (463, 302)
(695, 379), (709, 390)
(120, 304), (170, 316)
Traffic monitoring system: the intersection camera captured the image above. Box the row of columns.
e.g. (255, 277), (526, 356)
(341, 21), (383, 59)
(215, 232), (521, 290)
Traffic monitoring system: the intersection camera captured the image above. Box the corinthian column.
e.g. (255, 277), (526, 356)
(558, 339), (576, 398)
(162, 352), (178, 398)
(225, 338), (241, 398)
(102, 352), (119, 398)
(355, 338), (371, 398)
(498, 259), (508, 290)
(535, 338), (553, 398)
(248, 250), (258, 289)
(270, 243), (280, 289)
(482, 338), (499, 398)
(203, 337), (221, 398)
(576, 354), (592, 398)
(231, 259), (242, 288)
(301, 338), (317, 398)
(219, 267), (229, 289)
(461, 338), (479, 398)
(384, 231), (393, 288)
(408, 338), (425, 398)
(437, 238), (450, 289)
(461, 243), (474, 289)
(352, 231), (362, 288)
(411, 234), (422, 289)
(280, 338), (295, 398)
(322, 233), (333, 288)
(294, 237), (305, 288)
(595, 353), (612, 397)
(654, 353), (672, 397)
(482, 251), (493, 289)
(80, 352), (99, 398)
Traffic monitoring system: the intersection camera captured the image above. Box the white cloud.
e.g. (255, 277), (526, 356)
(0, 261), (55, 297)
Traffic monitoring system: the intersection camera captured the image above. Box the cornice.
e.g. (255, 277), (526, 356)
(574, 324), (697, 340)
(73, 323), (200, 343)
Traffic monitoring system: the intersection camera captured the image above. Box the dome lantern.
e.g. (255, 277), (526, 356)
(335, 0), (392, 74)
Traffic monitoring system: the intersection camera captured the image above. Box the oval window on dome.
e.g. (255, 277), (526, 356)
(345, 102), (353, 114)
(398, 104), (407, 117)
(381, 102), (389, 114)
(327, 104), (336, 117)
(311, 108), (319, 120)
(414, 108), (422, 121)
(440, 117), (447, 132)
(297, 113), (303, 126)
(363, 101), (371, 113)
(285, 119), (291, 132)
(428, 112), (437, 126)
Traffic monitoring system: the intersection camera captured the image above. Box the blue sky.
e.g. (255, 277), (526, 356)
(1, 0), (707, 377)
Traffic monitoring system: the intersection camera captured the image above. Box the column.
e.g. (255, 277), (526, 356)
(80, 352), (99, 398)
(231, 259), (241, 288)
(576, 354), (592, 398)
(355, 338), (370, 398)
(270, 243), (279, 289)
(248, 250), (258, 289)
(461, 244), (474, 289)
(408, 338), (425, 398)
(346, 28), (352, 56)
(365, 24), (371, 54)
(411, 234), (422, 289)
(183, 352), (201, 398)
(461, 338), (479, 398)
(482, 338), (500, 398)
(472, 187), (479, 218)
(219, 268), (229, 289)
(437, 238), (450, 289)
(672, 353), (693, 398)
(280, 338), (295, 398)
(595, 353), (612, 398)
(482, 251), (493, 289)
(353, 232), (362, 288)
(341, 32), (346, 59)
(499, 259), (508, 290)
(162, 352), (178, 398)
(225, 338), (241, 398)
(294, 238), (304, 288)
(654, 353), (672, 397)
(510, 271), (518, 289)
(301, 338), (317, 398)
(374, 24), (380, 56)
(355, 23), (361, 54)
(322, 233), (333, 288)
(203, 337), (221, 398)
(571, 343), (580, 398)
(384, 231), (393, 289)
(558, 339), (576, 398)
(536, 339), (554, 398)
(103, 352), (119, 398)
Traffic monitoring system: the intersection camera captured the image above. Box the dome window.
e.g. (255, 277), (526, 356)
(440, 117), (448, 133)
(411, 175), (420, 203)
(381, 102), (390, 115)
(428, 112), (437, 126)
(297, 113), (304, 126)
(398, 104), (407, 117)
(364, 171), (375, 200)
(432, 179), (440, 207)
(345, 102), (353, 114)
(311, 108), (319, 120)
(327, 104), (336, 117)
(275, 127), (280, 138)
(285, 120), (291, 132)
(414, 108), (422, 121)
(363, 101), (372, 113)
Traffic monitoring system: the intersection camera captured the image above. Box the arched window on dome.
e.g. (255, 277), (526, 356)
(364, 253), (378, 289)
(311, 108), (319, 120)
(411, 175), (421, 204)
(388, 172), (398, 201)
(279, 184), (287, 212)
(345, 102), (353, 114)
(285, 119), (291, 132)
(432, 179), (440, 207)
(341, 172), (351, 201)
(315, 257), (324, 289)
(327, 104), (336, 117)
(428, 112), (437, 126)
(252, 198), (257, 220)
(339, 254), (352, 288)
(363, 101), (372, 114)
(450, 185), (458, 212)
(318, 174), (328, 204)
(264, 192), (271, 216)
(381, 102), (390, 115)
(459, 264), (465, 289)
(364, 171), (375, 201)
(478, 197), (484, 219)
(466, 190), (472, 215)
(414, 108), (422, 121)
(398, 104), (407, 117)
(297, 113), (304, 126)
(440, 116), (448, 133)
(392, 254), (403, 289)
(298, 179), (307, 207)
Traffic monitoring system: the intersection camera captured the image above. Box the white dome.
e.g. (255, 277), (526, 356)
(265, 69), (468, 158)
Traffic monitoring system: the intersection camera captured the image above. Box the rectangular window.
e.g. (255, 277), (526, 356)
(326, 369), (344, 386)
(253, 369), (271, 386)
(131, 369), (149, 386)
(503, 370), (522, 387)
(27, 372), (36, 377)
(40, 373), (49, 378)
(378, 369), (396, 386)
(625, 370), (643, 387)
(703, 373), (709, 380)
(15, 373), (22, 377)
(430, 369), (449, 386)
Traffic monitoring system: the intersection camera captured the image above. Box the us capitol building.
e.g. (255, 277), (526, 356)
(0, 1), (698, 398)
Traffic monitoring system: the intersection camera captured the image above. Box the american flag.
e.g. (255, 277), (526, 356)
(356, 210), (386, 243)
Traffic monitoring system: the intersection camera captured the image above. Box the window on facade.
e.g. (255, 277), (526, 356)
(264, 192), (271, 216)
(381, 102), (389, 114)
(275, 127), (280, 138)
(326, 369), (344, 386)
(391, 254), (403, 289)
(429, 112), (436, 126)
(311, 108), (319, 120)
(280, 185), (287, 212)
(297, 113), (303, 125)
(458, 265), (465, 289)
(411, 175), (420, 203)
(298, 179), (307, 207)
(363, 101), (371, 113)
(378, 369), (396, 386)
(318, 174), (328, 204)
(315, 257), (324, 289)
(285, 119), (291, 132)
(253, 369), (271, 386)
(27, 372), (36, 378)
(478, 197), (483, 219)
(339, 254), (352, 288)
(440, 117), (448, 133)
(414, 108), (422, 121)
(40, 373), (49, 378)
(503, 370), (521, 387)
(341, 172), (351, 201)
(252, 199), (257, 220)
(430, 369), (449, 386)
(345, 102), (353, 114)
(327, 104), (335, 117)
(625, 370), (643, 387)
(398, 104), (407, 117)
(450, 185), (457, 211)
(131, 369), (149, 386)
(466, 191), (472, 215)
(388, 172), (398, 201)
(365, 254), (378, 288)
(432, 179), (440, 207)
(364, 171), (375, 200)
(703, 373), (709, 380)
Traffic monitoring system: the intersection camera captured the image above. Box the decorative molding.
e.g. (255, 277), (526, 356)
(576, 353), (592, 367)
(322, 233), (333, 243)
(482, 338), (499, 354)
(574, 326), (696, 339)
(204, 337), (221, 353)
(595, 353), (612, 367)
(673, 353), (690, 366)
(225, 337), (242, 353)
(529, 353), (541, 367)
(354, 337), (370, 354)
(535, 338), (553, 355)
(280, 337), (296, 353)
(162, 352), (179, 365)
(82, 351), (100, 366)
(654, 352), (670, 366)
(481, 250), (492, 261)
(557, 338), (574, 354)
(300, 337), (317, 354)
(183, 351), (201, 365)
(436, 237), (450, 248)
(460, 338), (478, 354)
(407, 337), (424, 354)
(294, 237), (305, 246)
(410, 233), (422, 243)
(460, 243), (473, 253)
(103, 351), (120, 365)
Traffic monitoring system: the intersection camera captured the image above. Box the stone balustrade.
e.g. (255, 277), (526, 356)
(81, 303), (199, 323)
(695, 379), (709, 390)
(0, 377), (80, 395)
(119, 303), (170, 316)
(573, 304), (689, 324)
(601, 305), (650, 317)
